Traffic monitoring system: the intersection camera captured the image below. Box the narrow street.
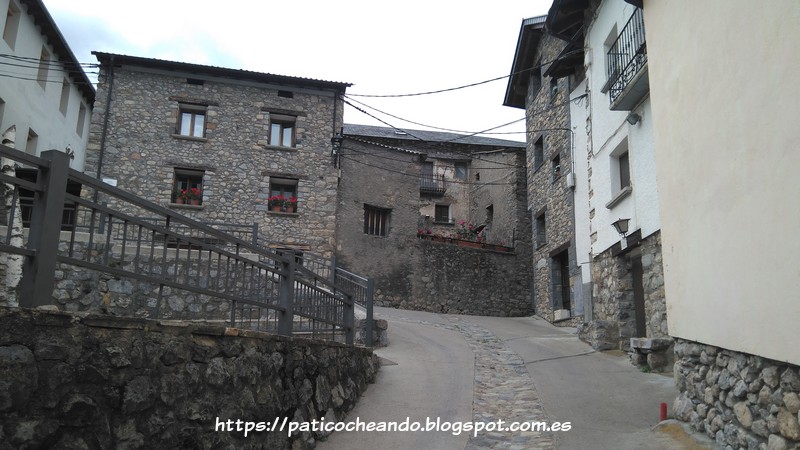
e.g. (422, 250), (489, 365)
(321, 307), (699, 450)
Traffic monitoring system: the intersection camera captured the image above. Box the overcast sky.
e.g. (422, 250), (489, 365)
(43, 0), (552, 143)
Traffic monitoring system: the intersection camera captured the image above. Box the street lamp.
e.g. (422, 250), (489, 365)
(612, 218), (630, 237)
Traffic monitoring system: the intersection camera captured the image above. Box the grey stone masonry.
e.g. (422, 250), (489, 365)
(673, 338), (800, 450)
(525, 33), (580, 325)
(580, 232), (671, 370)
(86, 54), (347, 257)
(0, 306), (377, 449)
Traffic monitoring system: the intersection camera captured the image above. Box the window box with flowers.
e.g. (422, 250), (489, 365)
(175, 187), (202, 205)
(269, 194), (299, 213)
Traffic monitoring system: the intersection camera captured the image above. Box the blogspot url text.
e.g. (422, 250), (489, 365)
(215, 416), (572, 438)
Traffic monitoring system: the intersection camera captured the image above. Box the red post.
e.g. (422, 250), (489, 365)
(660, 402), (668, 421)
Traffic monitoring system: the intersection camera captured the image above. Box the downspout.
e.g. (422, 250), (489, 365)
(95, 55), (115, 180)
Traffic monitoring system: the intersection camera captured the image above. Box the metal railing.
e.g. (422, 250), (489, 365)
(0, 145), (368, 344)
(606, 7), (647, 105)
(420, 173), (446, 195)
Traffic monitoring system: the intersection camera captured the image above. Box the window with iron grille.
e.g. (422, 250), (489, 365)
(535, 211), (546, 248)
(533, 135), (544, 170)
(364, 205), (390, 237)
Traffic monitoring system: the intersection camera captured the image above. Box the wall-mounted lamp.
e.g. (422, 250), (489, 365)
(626, 113), (641, 125)
(612, 218), (630, 237)
(330, 133), (343, 156)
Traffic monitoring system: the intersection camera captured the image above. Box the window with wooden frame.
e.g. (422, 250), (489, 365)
(269, 114), (296, 147)
(172, 168), (204, 205)
(454, 162), (468, 180)
(434, 204), (450, 223)
(59, 79), (70, 115)
(618, 151), (631, 190)
(269, 177), (299, 212)
(364, 205), (390, 237)
(177, 104), (206, 138)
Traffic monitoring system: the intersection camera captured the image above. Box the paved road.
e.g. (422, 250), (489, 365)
(321, 307), (701, 450)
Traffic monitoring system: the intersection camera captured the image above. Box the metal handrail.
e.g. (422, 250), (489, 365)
(605, 8), (647, 104)
(0, 145), (356, 344)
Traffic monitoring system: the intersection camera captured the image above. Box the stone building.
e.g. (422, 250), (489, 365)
(0, 0), (94, 169)
(335, 124), (532, 315)
(86, 53), (349, 256)
(504, 15), (587, 326)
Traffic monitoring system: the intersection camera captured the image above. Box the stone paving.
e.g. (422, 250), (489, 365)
(387, 314), (555, 449)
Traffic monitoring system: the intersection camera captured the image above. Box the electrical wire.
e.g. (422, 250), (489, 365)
(347, 50), (583, 98)
(344, 144), (523, 170)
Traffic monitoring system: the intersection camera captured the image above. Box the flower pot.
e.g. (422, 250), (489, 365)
(271, 205), (283, 212)
(287, 204), (296, 213)
(190, 199), (200, 205)
(175, 197), (185, 204)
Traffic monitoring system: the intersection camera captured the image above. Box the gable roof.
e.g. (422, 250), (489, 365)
(92, 52), (352, 92)
(24, 0), (95, 104)
(503, 15), (547, 109)
(343, 124), (526, 148)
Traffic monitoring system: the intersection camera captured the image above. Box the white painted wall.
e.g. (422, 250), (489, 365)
(644, 0), (800, 365)
(569, 79), (592, 288)
(0, 0), (91, 170)
(584, 0), (660, 256)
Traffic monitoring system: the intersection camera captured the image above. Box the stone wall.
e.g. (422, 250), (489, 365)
(673, 338), (800, 450)
(86, 64), (343, 257)
(0, 307), (377, 449)
(390, 239), (530, 316)
(580, 232), (670, 369)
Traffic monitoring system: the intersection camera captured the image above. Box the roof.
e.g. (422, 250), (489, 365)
(24, 0), (95, 104)
(546, 0), (590, 41)
(503, 16), (547, 109)
(92, 52), (352, 92)
(343, 124), (526, 149)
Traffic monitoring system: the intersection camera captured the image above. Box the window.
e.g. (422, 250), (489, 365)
(76, 103), (87, 137)
(552, 154), (562, 181)
(3, 2), (20, 49)
(549, 78), (558, 104)
(533, 135), (544, 170)
(269, 114), (296, 147)
(269, 177), (298, 212)
(25, 128), (37, 155)
(0, 97), (5, 130)
(37, 47), (51, 90)
(531, 58), (542, 95)
(618, 151), (631, 190)
(177, 104), (206, 138)
(434, 204), (450, 223)
(59, 79), (70, 115)
(364, 205), (390, 237)
(535, 211), (546, 248)
(454, 162), (468, 180)
(172, 168), (204, 204)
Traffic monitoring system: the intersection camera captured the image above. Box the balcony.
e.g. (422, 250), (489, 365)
(420, 174), (446, 196)
(605, 8), (649, 111)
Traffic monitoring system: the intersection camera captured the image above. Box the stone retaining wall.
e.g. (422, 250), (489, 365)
(0, 307), (377, 449)
(673, 338), (800, 449)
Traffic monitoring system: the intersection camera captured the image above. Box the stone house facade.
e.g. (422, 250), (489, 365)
(335, 124), (531, 315)
(504, 16), (587, 326)
(85, 53), (349, 257)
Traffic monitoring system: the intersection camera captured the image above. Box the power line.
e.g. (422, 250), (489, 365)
(344, 144), (523, 170)
(346, 50), (583, 98)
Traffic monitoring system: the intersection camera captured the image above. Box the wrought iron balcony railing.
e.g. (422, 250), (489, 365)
(605, 8), (648, 110)
(420, 174), (446, 196)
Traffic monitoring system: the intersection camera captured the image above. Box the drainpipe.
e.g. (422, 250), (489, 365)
(95, 55), (115, 181)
